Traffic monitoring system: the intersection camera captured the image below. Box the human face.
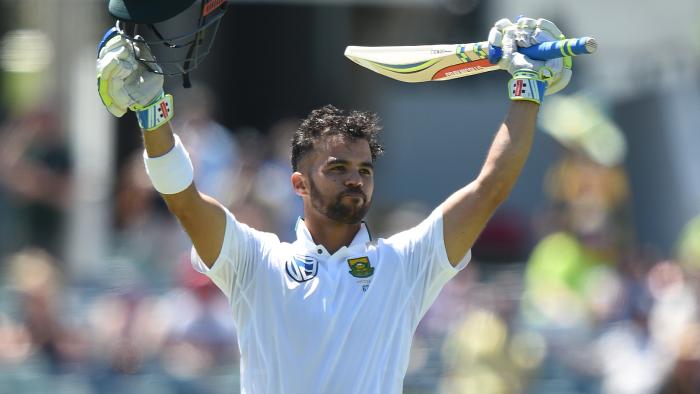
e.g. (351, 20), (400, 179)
(305, 136), (374, 224)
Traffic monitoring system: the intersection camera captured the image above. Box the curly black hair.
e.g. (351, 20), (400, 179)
(291, 105), (384, 172)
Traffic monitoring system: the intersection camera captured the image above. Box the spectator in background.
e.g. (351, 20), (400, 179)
(171, 83), (241, 207)
(250, 118), (303, 240)
(0, 107), (71, 258)
(156, 256), (238, 390)
(113, 152), (190, 281)
(5, 248), (87, 373)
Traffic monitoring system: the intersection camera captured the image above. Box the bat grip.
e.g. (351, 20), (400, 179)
(488, 37), (597, 64)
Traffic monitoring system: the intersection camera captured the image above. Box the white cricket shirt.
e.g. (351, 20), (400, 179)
(191, 207), (470, 394)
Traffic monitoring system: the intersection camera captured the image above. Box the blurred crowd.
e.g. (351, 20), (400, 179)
(0, 86), (699, 394)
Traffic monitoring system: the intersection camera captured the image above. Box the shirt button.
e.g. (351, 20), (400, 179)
(317, 249), (323, 254)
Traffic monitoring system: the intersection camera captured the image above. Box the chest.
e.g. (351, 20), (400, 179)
(266, 249), (406, 329)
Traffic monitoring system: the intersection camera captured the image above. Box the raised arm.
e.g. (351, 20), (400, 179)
(142, 123), (226, 267)
(97, 29), (226, 267)
(440, 17), (574, 265)
(441, 102), (538, 264)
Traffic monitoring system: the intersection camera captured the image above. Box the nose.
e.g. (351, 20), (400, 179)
(344, 171), (363, 188)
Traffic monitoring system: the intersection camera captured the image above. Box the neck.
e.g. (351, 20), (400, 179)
(302, 212), (361, 254)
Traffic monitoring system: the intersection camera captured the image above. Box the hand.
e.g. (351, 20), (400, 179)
(96, 28), (164, 117)
(488, 17), (573, 96)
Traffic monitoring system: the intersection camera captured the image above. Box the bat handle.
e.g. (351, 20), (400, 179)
(488, 37), (597, 64)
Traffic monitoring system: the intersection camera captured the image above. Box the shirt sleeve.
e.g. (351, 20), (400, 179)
(191, 207), (279, 301)
(384, 206), (471, 317)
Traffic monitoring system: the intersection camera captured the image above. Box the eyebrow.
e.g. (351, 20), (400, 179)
(326, 158), (374, 169)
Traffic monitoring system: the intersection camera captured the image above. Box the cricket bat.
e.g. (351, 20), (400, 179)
(345, 37), (597, 83)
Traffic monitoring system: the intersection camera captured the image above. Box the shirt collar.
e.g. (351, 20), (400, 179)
(294, 217), (372, 256)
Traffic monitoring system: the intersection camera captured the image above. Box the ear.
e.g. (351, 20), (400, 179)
(291, 172), (308, 197)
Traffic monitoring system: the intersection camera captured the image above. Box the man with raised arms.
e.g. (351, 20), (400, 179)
(97, 5), (571, 392)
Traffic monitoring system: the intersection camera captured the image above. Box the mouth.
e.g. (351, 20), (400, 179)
(340, 191), (366, 201)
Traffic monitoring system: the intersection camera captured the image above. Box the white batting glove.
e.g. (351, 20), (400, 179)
(488, 17), (573, 100)
(96, 28), (164, 117)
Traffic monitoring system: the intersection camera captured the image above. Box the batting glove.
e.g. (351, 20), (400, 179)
(489, 17), (573, 103)
(97, 28), (173, 130)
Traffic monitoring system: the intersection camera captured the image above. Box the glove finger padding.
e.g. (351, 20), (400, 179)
(98, 33), (129, 58)
(96, 28), (165, 116)
(124, 65), (165, 109)
(490, 16), (573, 97)
(501, 27), (544, 75)
(490, 24), (520, 72)
(514, 17), (538, 47)
(534, 19), (565, 43)
(545, 67), (571, 96)
(97, 38), (140, 117)
(531, 18), (572, 95)
(488, 27), (505, 49)
(125, 37), (165, 109)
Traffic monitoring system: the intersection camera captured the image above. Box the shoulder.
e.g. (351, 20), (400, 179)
(223, 208), (281, 245)
(380, 207), (444, 246)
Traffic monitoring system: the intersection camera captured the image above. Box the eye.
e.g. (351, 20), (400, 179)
(330, 165), (346, 172)
(360, 168), (373, 176)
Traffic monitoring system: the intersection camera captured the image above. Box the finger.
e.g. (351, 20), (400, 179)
(97, 51), (121, 79)
(98, 72), (128, 117)
(545, 69), (572, 96)
(97, 51), (135, 81)
(516, 17), (537, 30)
(512, 18), (538, 47)
(501, 27), (517, 52)
(108, 77), (134, 110)
(494, 18), (513, 31)
(98, 54), (137, 109)
(98, 35), (129, 59)
(537, 18), (565, 39)
(508, 52), (541, 75)
(106, 102), (128, 117)
(125, 64), (165, 106)
(541, 58), (563, 80)
(488, 27), (504, 47)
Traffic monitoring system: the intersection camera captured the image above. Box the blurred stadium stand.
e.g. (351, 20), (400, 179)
(1, 0), (698, 393)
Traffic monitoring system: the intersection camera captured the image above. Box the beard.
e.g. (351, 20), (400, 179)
(308, 176), (371, 225)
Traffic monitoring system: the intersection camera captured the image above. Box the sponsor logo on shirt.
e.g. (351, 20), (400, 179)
(286, 255), (318, 283)
(347, 256), (374, 278)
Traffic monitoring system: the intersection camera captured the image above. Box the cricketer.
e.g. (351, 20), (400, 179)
(96, 0), (573, 392)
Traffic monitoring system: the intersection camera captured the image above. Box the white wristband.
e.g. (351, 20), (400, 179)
(143, 134), (194, 195)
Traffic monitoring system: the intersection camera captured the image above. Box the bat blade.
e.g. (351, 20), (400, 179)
(344, 41), (499, 83)
(345, 37), (597, 83)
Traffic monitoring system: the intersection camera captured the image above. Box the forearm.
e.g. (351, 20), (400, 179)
(476, 101), (539, 201)
(440, 100), (539, 264)
(140, 121), (226, 266)
(142, 122), (176, 158)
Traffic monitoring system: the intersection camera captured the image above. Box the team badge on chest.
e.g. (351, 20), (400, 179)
(286, 255), (318, 283)
(347, 256), (374, 278)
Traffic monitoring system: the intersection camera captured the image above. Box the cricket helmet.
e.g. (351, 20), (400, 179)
(107, 0), (228, 87)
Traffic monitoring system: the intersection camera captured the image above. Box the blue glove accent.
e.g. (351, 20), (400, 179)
(488, 45), (503, 65)
(97, 27), (119, 56)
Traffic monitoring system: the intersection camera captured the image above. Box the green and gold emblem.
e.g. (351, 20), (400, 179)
(347, 256), (374, 278)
